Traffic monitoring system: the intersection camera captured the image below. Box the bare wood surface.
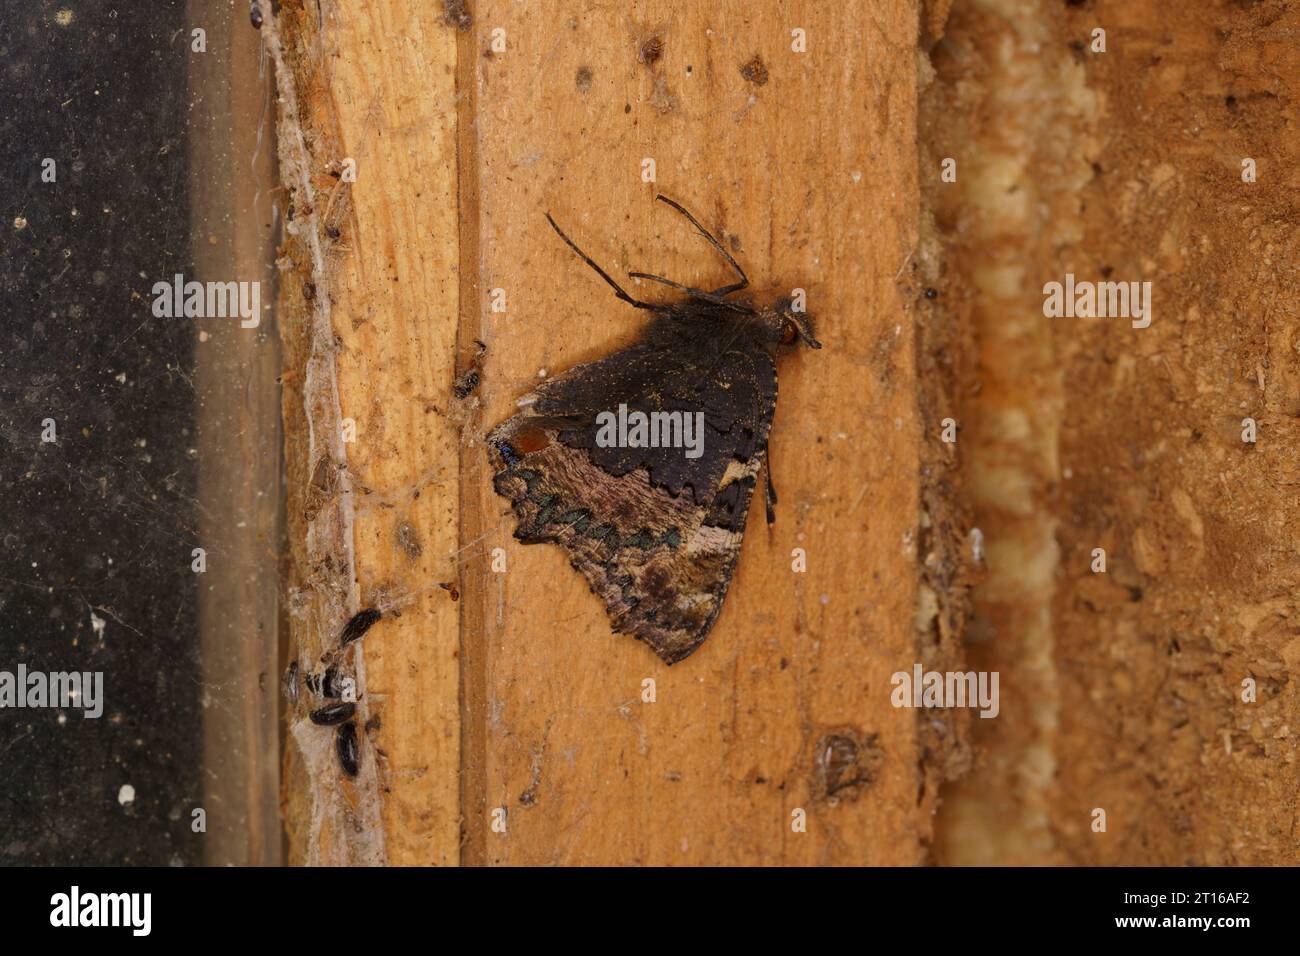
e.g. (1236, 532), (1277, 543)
(463, 0), (924, 865)
(322, 1), (465, 870)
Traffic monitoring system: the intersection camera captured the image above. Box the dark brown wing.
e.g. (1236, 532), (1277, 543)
(487, 316), (777, 663)
(525, 314), (775, 503)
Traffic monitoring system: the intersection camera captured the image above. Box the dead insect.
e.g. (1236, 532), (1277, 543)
(323, 664), (342, 697)
(283, 660), (299, 706)
(339, 607), (382, 646)
(249, 1), (263, 30)
(452, 369), (479, 399)
(304, 665), (343, 702)
(304, 664), (341, 698)
(453, 339), (487, 399)
(335, 721), (360, 776)
(318, 664), (344, 698)
(310, 701), (357, 725)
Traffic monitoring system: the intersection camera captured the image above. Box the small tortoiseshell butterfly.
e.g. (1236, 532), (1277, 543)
(488, 196), (820, 664)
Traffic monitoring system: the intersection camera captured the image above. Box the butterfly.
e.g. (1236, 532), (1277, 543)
(487, 195), (820, 664)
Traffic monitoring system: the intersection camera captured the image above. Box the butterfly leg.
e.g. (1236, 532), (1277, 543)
(653, 195), (749, 296)
(546, 213), (666, 312)
(764, 445), (778, 525)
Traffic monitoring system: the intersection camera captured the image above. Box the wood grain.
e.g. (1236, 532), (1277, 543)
(278, 0), (925, 865)
(322, 4), (464, 866)
(463, 0), (923, 865)
(272, 0), (462, 865)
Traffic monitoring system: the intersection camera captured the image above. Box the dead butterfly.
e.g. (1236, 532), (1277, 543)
(487, 195), (820, 664)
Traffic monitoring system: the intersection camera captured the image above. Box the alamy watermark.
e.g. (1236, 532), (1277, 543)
(1043, 273), (1151, 329)
(50, 886), (150, 936)
(0, 665), (103, 718)
(594, 403), (705, 459)
(891, 663), (999, 719)
(151, 273), (261, 328)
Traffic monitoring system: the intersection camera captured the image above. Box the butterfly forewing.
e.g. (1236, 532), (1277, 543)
(488, 311), (779, 663)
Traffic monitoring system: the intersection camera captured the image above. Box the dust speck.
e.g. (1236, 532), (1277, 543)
(813, 729), (883, 803)
(740, 55), (769, 86)
(442, 0), (471, 30)
(55, 9), (74, 28)
(117, 784), (136, 806)
(649, 75), (677, 114)
(396, 520), (423, 559)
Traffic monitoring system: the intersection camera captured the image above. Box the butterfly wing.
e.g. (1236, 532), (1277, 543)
(488, 317), (778, 663)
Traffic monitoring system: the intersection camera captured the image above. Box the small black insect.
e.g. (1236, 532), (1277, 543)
(335, 721), (360, 777)
(323, 664), (344, 698)
(310, 701), (356, 726)
(338, 607), (382, 646)
(303, 663), (343, 699)
(249, 1), (263, 29)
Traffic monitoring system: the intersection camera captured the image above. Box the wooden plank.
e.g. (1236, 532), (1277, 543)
(269, 1), (462, 865)
(463, 0), (924, 865)
(274, 0), (925, 865)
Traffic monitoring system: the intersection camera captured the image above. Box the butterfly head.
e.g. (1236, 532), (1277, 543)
(766, 298), (822, 350)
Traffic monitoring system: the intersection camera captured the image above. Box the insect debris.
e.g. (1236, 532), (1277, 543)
(288, 606), (388, 777)
(310, 701), (357, 726)
(283, 660), (299, 706)
(453, 339), (487, 399)
(335, 722), (361, 777)
(338, 607), (382, 646)
(303, 663), (343, 699)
